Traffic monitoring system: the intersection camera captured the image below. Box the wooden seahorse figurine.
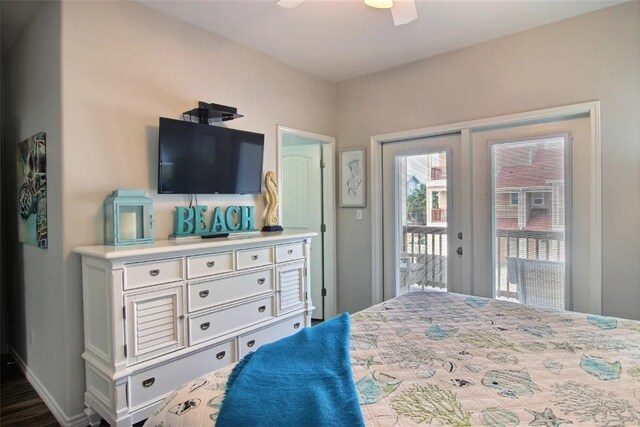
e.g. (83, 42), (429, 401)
(262, 171), (283, 232)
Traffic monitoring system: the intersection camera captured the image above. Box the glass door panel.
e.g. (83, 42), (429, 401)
(491, 136), (569, 309)
(382, 133), (461, 300)
(399, 152), (448, 294)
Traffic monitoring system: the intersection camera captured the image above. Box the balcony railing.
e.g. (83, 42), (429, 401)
(400, 225), (447, 293)
(400, 225), (565, 305)
(495, 229), (565, 302)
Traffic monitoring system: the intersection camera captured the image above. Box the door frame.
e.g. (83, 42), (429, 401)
(276, 125), (337, 319)
(370, 101), (601, 314)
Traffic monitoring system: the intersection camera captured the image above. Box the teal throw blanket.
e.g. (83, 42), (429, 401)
(216, 312), (364, 427)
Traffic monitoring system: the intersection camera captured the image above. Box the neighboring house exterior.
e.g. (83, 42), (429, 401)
(494, 144), (565, 233)
(403, 153), (448, 226)
(407, 175), (420, 196)
(405, 144), (565, 232)
(423, 153), (447, 226)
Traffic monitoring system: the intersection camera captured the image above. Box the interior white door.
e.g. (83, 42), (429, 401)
(381, 133), (463, 300)
(281, 139), (324, 319)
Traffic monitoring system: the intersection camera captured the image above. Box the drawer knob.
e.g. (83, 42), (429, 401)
(199, 290), (209, 298)
(247, 340), (255, 348)
(206, 261), (215, 268)
(251, 255), (259, 261)
(294, 322), (301, 329)
(216, 351), (226, 360)
(257, 278), (265, 285)
(287, 249), (294, 254)
(149, 269), (160, 277)
(200, 322), (210, 331)
(142, 377), (155, 388)
(258, 305), (266, 313)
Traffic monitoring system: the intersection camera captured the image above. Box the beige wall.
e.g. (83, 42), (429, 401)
(1, 0), (69, 415)
(337, 1), (640, 319)
(59, 0), (337, 419)
(5, 1), (337, 422)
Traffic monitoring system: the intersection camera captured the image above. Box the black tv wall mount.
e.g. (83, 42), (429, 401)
(182, 101), (244, 124)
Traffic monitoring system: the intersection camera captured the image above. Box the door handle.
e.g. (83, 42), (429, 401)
(456, 247), (463, 255)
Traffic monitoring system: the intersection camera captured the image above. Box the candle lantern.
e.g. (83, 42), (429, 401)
(104, 190), (154, 245)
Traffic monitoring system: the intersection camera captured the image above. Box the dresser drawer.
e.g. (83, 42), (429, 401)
(275, 242), (305, 263)
(188, 268), (274, 313)
(128, 339), (236, 411)
(125, 259), (182, 290)
(187, 252), (234, 279)
(239, 313), (306, 357)
(189, 296), (274, 346)
(236, 246), (274, 270)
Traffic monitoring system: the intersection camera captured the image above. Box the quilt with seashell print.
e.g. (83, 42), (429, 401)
(145, 291), (640, 427)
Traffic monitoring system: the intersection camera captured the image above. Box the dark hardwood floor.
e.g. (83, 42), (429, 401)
(1, 354), (59, 426)
(1, 354), (148, 427)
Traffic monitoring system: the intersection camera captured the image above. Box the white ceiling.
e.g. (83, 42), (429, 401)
(1, 1), (627, 79)
(140, 0), (627, 82)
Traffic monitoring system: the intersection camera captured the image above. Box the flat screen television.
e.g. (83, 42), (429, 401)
(158, 117), (264, 194)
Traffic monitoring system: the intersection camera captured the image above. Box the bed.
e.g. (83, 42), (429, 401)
(145, 291), (640, 426)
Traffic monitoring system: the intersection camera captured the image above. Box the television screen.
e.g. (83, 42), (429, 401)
(158, 117), (264, 194)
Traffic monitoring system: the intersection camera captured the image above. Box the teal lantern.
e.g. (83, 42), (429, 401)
(104, 190), (154, 245)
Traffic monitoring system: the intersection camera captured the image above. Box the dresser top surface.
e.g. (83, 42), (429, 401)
(74, 230), (317, 260)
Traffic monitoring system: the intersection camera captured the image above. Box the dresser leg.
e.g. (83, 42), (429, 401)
(85, 407), (102, 427)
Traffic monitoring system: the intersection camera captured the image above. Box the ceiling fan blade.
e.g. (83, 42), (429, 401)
(391, 0), (417, 26)
(276, 0), (306, 8)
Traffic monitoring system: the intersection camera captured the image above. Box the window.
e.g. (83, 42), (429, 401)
(432, 191), (439, 209)
(533, 192), (544, 206)
(510, 193), (519, 205)
(431, 167), (445, 180)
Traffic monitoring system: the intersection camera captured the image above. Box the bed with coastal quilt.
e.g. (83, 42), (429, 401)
(145, 291), (640, 426)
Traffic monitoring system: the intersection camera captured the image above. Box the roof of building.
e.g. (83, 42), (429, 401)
(495, 147), (563, 188)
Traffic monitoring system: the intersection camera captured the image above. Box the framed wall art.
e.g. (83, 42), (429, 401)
(340, 147), (366, 207)
(17, 132), (48, 249)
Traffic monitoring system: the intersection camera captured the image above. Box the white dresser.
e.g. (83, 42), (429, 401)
(74, 230), (316, 426)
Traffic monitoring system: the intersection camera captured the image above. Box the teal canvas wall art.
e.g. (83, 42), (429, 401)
(17, 132), (47, 249)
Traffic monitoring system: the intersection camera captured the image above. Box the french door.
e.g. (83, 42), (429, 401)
(381, 134), (463, 300)
(380, 114), (593, 313)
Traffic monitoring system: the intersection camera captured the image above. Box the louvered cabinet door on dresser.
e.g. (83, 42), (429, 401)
(74, 231), (316, 427)
(124, 284), (184, 364)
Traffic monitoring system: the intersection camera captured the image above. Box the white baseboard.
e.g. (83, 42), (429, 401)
(8, 346), (88, 427)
